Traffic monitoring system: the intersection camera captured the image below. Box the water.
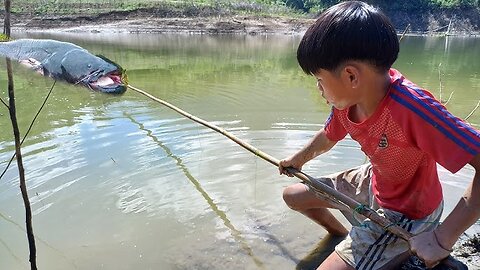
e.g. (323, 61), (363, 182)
(0, 33), (478, 270)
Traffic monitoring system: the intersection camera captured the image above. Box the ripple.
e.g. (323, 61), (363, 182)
(115, 184), (149, 214)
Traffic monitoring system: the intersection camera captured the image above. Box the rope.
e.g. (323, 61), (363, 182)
(351, 203), (440, 230)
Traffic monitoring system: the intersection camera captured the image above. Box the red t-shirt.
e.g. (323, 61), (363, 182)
(324, 69), (480, 219)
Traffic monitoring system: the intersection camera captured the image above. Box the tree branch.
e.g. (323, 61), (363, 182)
(0, 96), (9, 109)
(465, 100), (480, 121)
(4, 0), (37, 268)
(0, 81), (56, 180)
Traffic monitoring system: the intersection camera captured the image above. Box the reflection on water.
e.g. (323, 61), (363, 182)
(0, 33), (478, 269)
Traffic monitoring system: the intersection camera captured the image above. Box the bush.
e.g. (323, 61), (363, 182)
(280, 0), (478, 13)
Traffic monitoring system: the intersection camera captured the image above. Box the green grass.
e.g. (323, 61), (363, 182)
(9, 0), (286, 15)
(7, 0), (480, 16)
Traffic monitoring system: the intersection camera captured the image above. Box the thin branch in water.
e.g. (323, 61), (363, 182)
(0, 96), (9, 109)
(465, 100), (480, 121)
(445, 18), (453, 36)
(438, 63), (443, 103)
(0, 81), (56, 180)
(430, 24), (449, 32)
(399, 23), (410, 42)
(21, 81), (56, 145)
(443, 91), (455, 106)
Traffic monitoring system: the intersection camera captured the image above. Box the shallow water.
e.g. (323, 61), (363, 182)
(0, 33), (478, 270)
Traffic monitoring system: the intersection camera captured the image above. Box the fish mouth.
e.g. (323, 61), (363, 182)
(89, 70), (128, 94)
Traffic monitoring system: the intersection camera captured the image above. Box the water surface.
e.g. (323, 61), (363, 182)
(0, 33), (478, 270)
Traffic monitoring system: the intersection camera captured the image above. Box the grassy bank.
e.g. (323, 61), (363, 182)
(12, 0), (294, 16)
(11, 0), (480, 16)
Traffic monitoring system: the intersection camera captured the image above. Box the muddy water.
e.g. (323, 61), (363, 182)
(0, 33), (478, 270)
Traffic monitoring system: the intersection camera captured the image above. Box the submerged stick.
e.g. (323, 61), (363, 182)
(128, 84), (465, 269)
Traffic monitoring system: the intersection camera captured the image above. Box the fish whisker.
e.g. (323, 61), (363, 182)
(75, 70), (102, 85)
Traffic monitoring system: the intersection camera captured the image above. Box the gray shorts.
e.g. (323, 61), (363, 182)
(308, 164), (443, 270)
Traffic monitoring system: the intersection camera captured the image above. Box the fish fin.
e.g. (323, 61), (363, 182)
(0, 34), (10, 42)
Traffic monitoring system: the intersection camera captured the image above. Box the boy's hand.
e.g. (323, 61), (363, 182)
(279, 156), (304, 177)
(409, 229), (452, 268)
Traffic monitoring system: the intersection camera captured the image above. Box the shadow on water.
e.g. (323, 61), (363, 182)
(0, 236), (24, 267)
(296, 234), (346, 270)
(245, 211), (300, 264)
(123, 112), (267, 268)
(0, 211), (79, 269)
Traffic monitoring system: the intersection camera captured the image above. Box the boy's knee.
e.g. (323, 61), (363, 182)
(282, 185), (304, 211)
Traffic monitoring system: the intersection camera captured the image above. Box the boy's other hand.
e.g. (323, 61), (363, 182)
(279, 157), (304, 177)
(408, 230), (452, 268)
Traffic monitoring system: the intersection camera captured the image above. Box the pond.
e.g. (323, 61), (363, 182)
(0, 33), (479, 270)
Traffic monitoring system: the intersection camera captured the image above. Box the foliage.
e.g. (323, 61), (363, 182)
(281, 0), (478, 12)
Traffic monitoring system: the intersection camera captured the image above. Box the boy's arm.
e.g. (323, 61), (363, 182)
(279, 129), (337, 176)
(409, 153), (480, 268)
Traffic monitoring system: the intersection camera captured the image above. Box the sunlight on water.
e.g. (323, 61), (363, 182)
(0, 33), (478, 269)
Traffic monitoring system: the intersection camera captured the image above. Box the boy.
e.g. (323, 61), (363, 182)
(279, 1), (480, 269)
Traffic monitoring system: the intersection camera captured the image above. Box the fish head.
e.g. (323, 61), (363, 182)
(60, 50), (127, 94)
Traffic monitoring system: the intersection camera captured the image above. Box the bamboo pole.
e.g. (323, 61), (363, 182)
(127, 84), (465, 269)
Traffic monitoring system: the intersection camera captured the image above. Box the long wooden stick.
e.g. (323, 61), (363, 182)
(4, 0), (37, 269)
(128, 84), (465, 269)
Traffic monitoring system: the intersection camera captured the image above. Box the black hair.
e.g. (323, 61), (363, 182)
(297, 1), (399, 74)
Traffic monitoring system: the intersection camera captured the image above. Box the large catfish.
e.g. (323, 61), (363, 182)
(0, 38), (127, 94)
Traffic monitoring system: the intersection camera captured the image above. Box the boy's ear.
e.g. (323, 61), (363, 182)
(342, 64), (360, 89)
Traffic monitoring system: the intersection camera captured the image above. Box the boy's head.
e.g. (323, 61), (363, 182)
(297, 1), (398, 75)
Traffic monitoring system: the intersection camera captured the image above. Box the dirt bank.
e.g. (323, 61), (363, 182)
(8, 8), (313, 35)
(6, 7), (480, 35)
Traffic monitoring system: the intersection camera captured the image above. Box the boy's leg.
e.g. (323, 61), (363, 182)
(316, 251), (410, 270)
(282, 164), (372, 236)
(283, 183), (349, 236)
(334, 202), (443, 270)
(317, 252), (354, 270)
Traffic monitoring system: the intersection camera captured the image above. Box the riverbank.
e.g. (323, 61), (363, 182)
(6, 6), (480, 36)
(11, 12), (314, 35)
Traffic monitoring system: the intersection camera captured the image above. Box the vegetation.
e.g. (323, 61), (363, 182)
(8, 0), (480, 16)
(280, 0), (480, 12)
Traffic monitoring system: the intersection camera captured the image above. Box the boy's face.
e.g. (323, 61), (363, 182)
(313, 68), (360, 110)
